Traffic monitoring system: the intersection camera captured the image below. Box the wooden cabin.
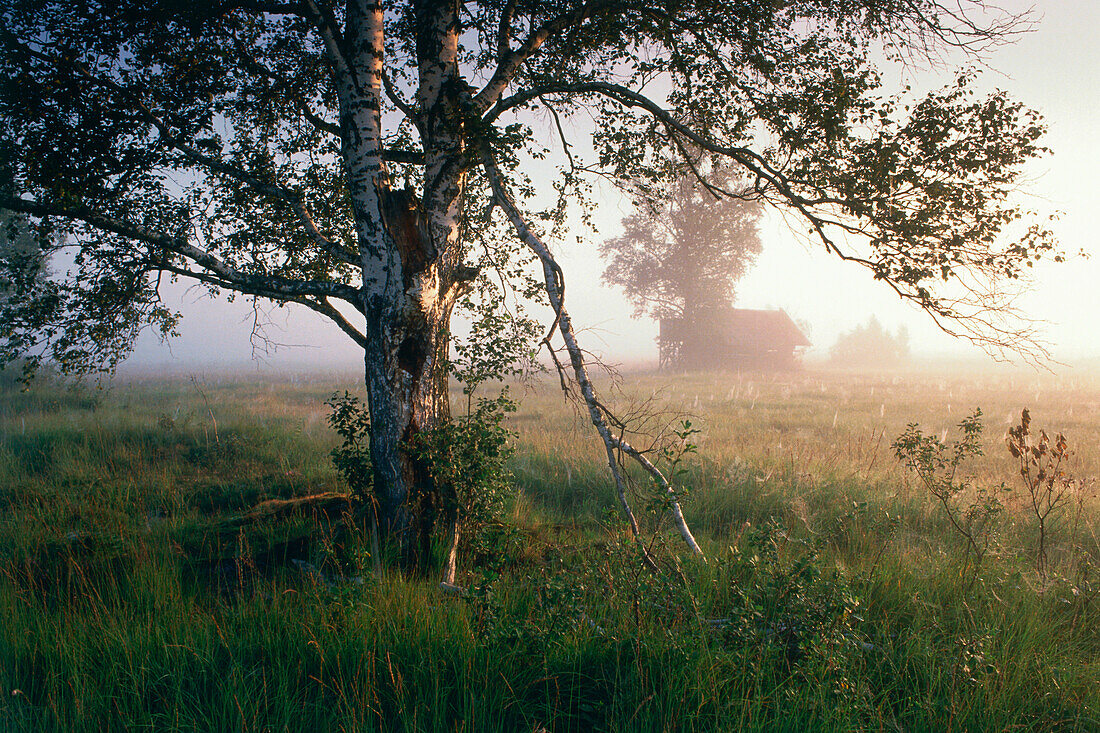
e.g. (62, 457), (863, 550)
(659, 308), (810, 369)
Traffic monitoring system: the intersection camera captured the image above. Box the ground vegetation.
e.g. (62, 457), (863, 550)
(1, 370), (1097, 730)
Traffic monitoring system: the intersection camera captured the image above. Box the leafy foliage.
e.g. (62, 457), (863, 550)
(646, 419), (701, 515)
(0, 181), (53, 381)
(409, 392), (518, 554)
(325, 392), (372, 502)
(326, 387), (518, 571)
(0, 212), (45, 298)
(451, 283), (542, 395)
(714, 527), (865, 674)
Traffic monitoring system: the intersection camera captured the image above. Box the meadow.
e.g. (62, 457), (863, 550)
(1, 365), (1098, 731)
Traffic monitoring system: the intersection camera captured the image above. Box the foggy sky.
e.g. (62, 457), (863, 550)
(125, 0), (1100, 374)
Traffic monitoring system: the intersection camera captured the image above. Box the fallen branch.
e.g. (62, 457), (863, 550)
(222, 492), (354, 529)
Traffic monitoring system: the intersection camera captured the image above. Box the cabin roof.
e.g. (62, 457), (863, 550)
(661, 308), (810, 347)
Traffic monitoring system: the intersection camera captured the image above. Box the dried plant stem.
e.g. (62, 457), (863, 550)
(190, 375), (220, 445)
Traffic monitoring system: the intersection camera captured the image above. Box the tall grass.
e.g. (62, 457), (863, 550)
(1, 369), (1098, 731)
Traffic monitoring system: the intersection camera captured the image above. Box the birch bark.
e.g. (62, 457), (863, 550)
(334, 0), (471, 568)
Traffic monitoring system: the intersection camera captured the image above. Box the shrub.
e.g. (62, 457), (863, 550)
(893, 409), (1005, 586)
(1006, 408), (1085, 581)
(326, 389), (518, 576)
(325, 392), (373, 501)
(409, 391), (517, 558)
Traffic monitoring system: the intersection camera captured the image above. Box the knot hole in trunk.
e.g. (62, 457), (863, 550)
(397, 334), (429, 378)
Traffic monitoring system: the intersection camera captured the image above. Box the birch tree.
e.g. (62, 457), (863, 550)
(0, 1), (1059, 575)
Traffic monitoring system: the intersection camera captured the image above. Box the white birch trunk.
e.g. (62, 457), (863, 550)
(332, 1), (472, 570)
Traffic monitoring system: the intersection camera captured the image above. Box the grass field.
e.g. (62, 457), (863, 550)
(1, 366), (1098, 731)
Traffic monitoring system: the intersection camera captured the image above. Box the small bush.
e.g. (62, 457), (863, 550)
(716, 527), (865, 671)
(893, 409), (1006, 585)
(326, 390), (519, 575)
(409, 391), (518, 557)
(325, 392), (373, 502)
(1006, 408), (1086, 581)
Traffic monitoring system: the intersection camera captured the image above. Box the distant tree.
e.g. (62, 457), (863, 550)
(0, 211), (45, 297)
(601, 168), (762, 323)
(830, 318), (911, 366)
(0, 204), (49, 384)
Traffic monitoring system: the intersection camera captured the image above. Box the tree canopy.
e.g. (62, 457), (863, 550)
(0, 0), (1062, 573)
(830, 317), (911, 367)
(601, 167), (762, 323)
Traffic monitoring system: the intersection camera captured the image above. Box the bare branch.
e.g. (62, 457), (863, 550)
(539, 95), (576, 172)
(480, 142), (703, 560)
(312, 296), (368, 347)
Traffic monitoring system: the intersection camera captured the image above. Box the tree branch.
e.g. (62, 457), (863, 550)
(381, 149), (426, 165)
(472, 1), (607, 114)
(312, 296), (368, 347)
(382, 69), (421, 130)
(1, 30), (361, 266)
(539, 95), (576, 172)
(1, 195), (363, 307)
(486, 80), (924, 306)
(496, 0), (519, 60)
(157, 262), (367, 347)
(300, 0), (353, 86)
